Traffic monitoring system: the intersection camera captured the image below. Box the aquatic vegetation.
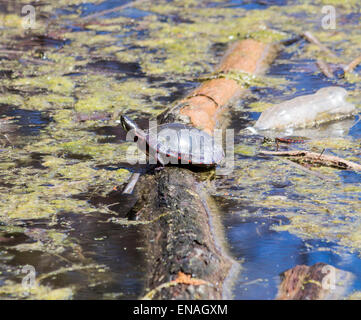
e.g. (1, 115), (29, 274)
(0, 0), (359, 300)
(13, 76), (75, 95)
(0, 282), (73, 300)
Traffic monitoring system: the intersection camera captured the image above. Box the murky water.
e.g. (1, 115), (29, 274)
(0, 0), (360, 299)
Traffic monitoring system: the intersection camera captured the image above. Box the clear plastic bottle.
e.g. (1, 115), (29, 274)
(254, 87), (356, 131)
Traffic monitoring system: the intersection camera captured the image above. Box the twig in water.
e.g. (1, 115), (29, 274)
(302, 32), (361, 76)
(316, 59), (334, 78)
(1, 134), (12, 147)
(81, 0), (147, 21)
(259, 150), (361, 171)
(343, 54), (361, 73)
(318, 148), (325, 159)
(302, 31), (338, 59)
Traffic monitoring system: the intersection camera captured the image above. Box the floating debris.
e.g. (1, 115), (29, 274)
(255, 87), (356, 130)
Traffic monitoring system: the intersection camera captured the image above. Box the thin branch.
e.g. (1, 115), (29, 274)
(259, 150), (361, 171)
(316, 59), (334, 78)
(343, 54), (361, 73)
(81, 0), (147, 21)
(302, 31), (338, 59)
(36, 264), (102, 283)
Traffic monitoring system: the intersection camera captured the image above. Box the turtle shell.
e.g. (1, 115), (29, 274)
(146, 123), (224, 166)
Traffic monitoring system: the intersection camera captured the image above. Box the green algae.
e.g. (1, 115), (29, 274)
(0, 152), (131, 219)
(225, 149), (361, 254)
(347, 291), (361, 300)
(221, 70), (289, 89)
(0, 281), (73, 300)
(246, 29), (288, 44)
(13, 76), (75, 95)
(316, 0), (360, 9)
(0, 261), (108, 300)
(24, 94), (75, 111)
(0, 0), (359, 300)
(133, 4), (292, 76)
(308, 137), (355, 150)
(73, 75), (169, 114)
(234, 145), (257, 157)
(247, 101), (272, 112)
(0, 0), (165, 300)
(0, 94), (24, 107)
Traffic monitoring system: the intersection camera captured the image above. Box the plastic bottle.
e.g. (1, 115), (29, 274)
(254, 87), (356, 131)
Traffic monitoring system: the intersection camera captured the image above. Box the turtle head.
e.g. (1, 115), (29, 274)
(120, 115), (138, 132)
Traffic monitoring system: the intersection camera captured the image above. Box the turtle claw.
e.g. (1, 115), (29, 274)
(154, 165), (165, 172)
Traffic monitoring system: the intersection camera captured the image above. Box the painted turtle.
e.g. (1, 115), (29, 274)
(120, 115), (224, 166)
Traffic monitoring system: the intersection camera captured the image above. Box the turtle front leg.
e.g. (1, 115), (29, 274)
(155, 153), (166, 171)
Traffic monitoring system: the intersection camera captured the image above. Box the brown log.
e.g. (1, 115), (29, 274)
(162, 39), (279, 134)
(133, 39), (279, 300)
(277, 263), (354, 300)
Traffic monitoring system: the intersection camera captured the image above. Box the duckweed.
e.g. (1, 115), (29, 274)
(0, 0), (360, 300)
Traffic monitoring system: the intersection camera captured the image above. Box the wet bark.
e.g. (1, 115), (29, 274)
(277, 263), (354, 300)
(134, 168), (235, 299)
(132, 39), (280, 300)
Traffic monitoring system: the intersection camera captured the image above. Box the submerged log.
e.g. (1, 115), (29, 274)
(277, 263), (354, 300)
(132, 39), (279, 299)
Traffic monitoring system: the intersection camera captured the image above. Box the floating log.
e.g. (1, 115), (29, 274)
(277, 263), (354, 300)
(131, 39), (279, 300)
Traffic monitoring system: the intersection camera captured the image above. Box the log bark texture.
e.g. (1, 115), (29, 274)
(133, 39), (279, 300)
(277, 263), (354, 300)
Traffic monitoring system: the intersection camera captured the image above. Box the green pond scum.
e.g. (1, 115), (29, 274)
(0, 0), (359, 299)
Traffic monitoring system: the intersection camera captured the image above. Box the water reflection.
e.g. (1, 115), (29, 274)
(222, 212), (361, 299)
